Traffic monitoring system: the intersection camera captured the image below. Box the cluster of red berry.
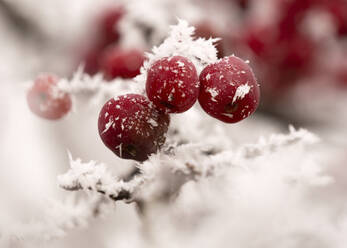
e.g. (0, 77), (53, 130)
(82, 6), (145, 80)
(98, 55), (260, 162)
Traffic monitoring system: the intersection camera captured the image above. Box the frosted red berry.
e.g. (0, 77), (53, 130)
(146, 56), (199, 113)
(27, 74), (72, 120)
(100, 47), (145, 80)
(198, 56), (260, 123)
(98, 94), (170, 162)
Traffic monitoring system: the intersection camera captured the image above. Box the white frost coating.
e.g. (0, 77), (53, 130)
(177, 60), (185, 67)
(207, 87), (219, 102)
(148, 118), (158, 127)
(135, 19), (219, 86)
(55, 66), (144, 107)
(232, 84), (251, 103)
(102, 119), (113, 134)
(58, 152), (144, 200)
(58, 127), (328, 202)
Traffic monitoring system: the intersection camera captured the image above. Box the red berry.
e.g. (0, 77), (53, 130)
(82, 46), (104, 75)
(98, 94), (170, 162)
(98, 7), (125, 46)
(198, 56), (260, 123)
(146, 56), (199, 113)
(277, 0), (313, 40)
(100, 47), (145, 80)
(279, 34), (315, 69)
(242, 24), (276, 59)
(27, 74), (72, 120)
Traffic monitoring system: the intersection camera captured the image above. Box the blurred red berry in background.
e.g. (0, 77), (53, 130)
(100, 47), (145, 80)
(27, 74), (72, 120)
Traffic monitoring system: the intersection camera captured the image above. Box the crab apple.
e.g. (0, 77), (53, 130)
(98, 94), (170, 162)
(100, 47), (145, 80)
(198, 56), (260, 123)
(146, 56), (199, 113)
(27, 74), (72, 120)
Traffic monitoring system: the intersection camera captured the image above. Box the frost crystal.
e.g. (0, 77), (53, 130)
(135, 19), (219, 86)
(232, 84), (251, 103)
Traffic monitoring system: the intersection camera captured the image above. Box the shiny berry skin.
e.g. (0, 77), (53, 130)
(27, 74), (72, 120)
(146, 56), (199, 113)
(198, 56), (260, 123)
(98, 94), (170, 162)
(100, 47), (145, 80)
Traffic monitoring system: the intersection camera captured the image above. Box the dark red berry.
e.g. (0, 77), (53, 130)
(146, 56), (199, 113)
(98, 94), (170, 162)
(27, 74), (72, 120)
(100, 47), (145, 80)
(198, 56), (260, 123)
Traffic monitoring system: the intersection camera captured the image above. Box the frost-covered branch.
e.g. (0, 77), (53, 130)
(58, 152), (145, 202)
(58, 127), (325, 203)
(239, 125), (319, 159)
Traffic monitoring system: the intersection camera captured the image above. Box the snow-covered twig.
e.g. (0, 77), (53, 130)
(58, 127), (322, 203)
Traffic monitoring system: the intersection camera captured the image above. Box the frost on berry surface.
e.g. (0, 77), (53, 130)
(199, 55), (260, 123)
(98, 94), (170, 161)
(146, 55), (199, 113)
